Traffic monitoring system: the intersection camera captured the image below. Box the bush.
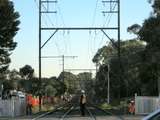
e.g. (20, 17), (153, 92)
(100, 103), (112, 109)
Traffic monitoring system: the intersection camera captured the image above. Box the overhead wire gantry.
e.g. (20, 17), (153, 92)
(38, 0), (120, 111)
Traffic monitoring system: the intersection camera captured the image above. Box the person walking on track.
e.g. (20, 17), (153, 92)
(80, 90), (87, 116)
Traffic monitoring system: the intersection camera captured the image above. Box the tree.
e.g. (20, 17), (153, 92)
(137, 0), (160, 96)
(127, 24), (141, 35)
(93, 40), (145, 101)
(8, 69), (21, 80)
(77, 72), (93, 93)
(58, 72), (78, 94)
(19, 65), (34, 79)
(148, 0), (160, 16)
(0, 0), (20, 73)
(125, 0), (160, 96)
(45, 85), (57, 96)
(43, 78), (61, 96)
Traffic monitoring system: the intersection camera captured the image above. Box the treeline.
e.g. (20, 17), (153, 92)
(0, 66), (94, 99)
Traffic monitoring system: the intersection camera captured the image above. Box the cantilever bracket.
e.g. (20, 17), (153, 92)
(101, 29), (118, 49)
(41, 29), (58, 49)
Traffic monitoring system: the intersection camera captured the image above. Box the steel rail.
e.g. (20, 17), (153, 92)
(32, 111), (52, 120)
(89, 103), (124, 120)
(59, 106), (75, 120)
(86, 106), (97, 120)
(31, 102), (71, 120)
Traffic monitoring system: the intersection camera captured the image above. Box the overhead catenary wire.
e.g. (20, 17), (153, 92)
(89, 0), (114, 68)
(98, 1), (118, 48)
(34, 0), (66, 78)
(35, 0), (120, 78)
(87, 0), (98, 63)
(41, 0), (68, 55)
(57, 3), (65, 27)
(86, 0), (118, 74)
(104, 3), (117, 26)
(91, 0), (99, 27)
(91, 0), (99, 54)
(34, 0), (69, 57)
(52, 1), (69, 55)
(34, 0), (56, 27)
(89, 0), (118, 54)
(38, 0), (73, 70)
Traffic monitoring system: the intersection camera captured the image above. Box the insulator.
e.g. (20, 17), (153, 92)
(95, 30), (97, 35)
(103, 12), (105, 17)
(63, 30), (65, 36)
(67, 30), (70, 35)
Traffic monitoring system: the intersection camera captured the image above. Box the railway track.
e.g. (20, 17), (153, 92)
(31, 102), (124, 120)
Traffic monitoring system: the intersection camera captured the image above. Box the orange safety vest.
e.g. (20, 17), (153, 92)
(26, 94), (32, 105)
(128, 103), (135, 113)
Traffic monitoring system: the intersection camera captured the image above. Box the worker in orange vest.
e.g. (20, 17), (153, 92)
(26, 93), (32, 115)
(128, 100), (135, 115)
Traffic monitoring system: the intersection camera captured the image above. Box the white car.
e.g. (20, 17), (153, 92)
(142, 109), (160, 120)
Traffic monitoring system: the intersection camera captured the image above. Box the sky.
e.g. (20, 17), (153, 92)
(10, 0), (152, 77)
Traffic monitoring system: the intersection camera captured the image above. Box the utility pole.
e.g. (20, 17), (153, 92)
(41, 55), (77, 82)
(38, 0), (42, 112)
(96, 62), (98, 75)
(118, 0), (121, 100)
(62, 55), (64, 82)
(102, 0), (121, 101)
(107, 64), (110, 104)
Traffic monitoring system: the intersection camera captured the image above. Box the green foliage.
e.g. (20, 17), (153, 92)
(93, 39), (145, 101)
(77, 72), (94, 98)
(149, 0), (160, 16)
(58, 72), (78, 94)
(57, 71), (94, 96)
(92, 44), (116, 65)
(45, 84), (57, 96)
(3, 80), (15, 90)
(100, 103), (112, 109)
(127, 24), (141, 35)
(138, 62), (159, 95)
(18, 76), (65, 96)
(43, 77), (65, 96)
(0, 0), (20, 73)
(137, 0), (160, 95)
(93, 0), (160, 99)
(19, 65), (34, 79)
(8, 69), (20, 80)
(139, 16), (160, 46)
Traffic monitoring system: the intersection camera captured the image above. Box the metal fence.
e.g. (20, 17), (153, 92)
(0, 97), (26, 117)
(135, 94), (160, 115)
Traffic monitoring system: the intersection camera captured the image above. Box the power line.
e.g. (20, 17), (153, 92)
(57, 4), (65, 27)
(92, 0), (99, 27)
(98, 1), (118, 48)
(90, 0), (100, 58)
(38, 0), (121, 80)
(52, 1), (68, 55)
(89, 0), (118, 54)
(34, 0), (63, 56)
(104, 3), (117, 26)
